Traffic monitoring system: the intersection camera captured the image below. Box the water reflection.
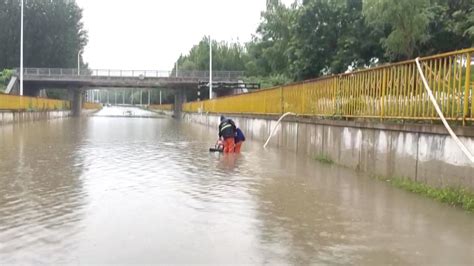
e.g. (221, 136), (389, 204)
(0, 120), (87, 263)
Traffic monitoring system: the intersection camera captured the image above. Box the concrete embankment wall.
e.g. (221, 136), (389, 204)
(0, 110), (71, 126)
(0, 109), (98, 126)
(183, 112), (474, 190)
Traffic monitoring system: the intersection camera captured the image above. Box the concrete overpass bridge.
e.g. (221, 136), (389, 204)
(6, 68), (245, 116)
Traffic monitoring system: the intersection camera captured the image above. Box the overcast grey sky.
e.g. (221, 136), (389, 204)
(76, 0), (293, 71)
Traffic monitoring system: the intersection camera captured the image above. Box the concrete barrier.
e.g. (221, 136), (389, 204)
(0, 109), (98, 126)
(0, 110), (71, 126)
(183, 112), (474, 190)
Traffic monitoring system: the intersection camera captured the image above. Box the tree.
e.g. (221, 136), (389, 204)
(289, 0), (382, 80)
(420, 0), (473, 55)
(247, 0), (295, 77)
(329, 0), (384, 72)
(363, 0), (432, 60)
(173, 36), (248, 73)
(0, 0), (88, 70)
(176, 0), (471, 87)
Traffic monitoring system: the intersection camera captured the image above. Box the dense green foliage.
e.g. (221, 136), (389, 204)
(0, 0), (87, 70)
(174, 37), (247, 72)
(0, 0), (87, 98)
(363, 0), (432, 60)
(0, 69), (13, 92)
(175, 0), (473, 86)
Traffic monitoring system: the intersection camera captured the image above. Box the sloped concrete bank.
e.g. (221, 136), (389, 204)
(183, 112), (474, 190)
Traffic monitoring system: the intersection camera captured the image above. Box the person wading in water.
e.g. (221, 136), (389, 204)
(234, 127), (245, 153)
(218, 116), (236, 153)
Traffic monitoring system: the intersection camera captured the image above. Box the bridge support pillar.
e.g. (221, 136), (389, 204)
(69, 88), (83, 117)
(173, 88), (186, 119)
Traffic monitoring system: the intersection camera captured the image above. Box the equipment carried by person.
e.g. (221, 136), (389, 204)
(209, 140), (224, 152)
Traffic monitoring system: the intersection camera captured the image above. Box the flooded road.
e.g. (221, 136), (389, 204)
(0, 107), (473, 264)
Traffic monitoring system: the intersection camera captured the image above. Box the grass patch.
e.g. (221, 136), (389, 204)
(314, 154), (334, 164)
(380, 177), (474, 212)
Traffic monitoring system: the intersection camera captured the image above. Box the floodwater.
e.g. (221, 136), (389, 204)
(0, 107), (473, 264)
(94, 105), (163, 118)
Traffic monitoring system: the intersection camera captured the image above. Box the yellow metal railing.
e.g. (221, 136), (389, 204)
(83, 102), (102, 110)
(149, 104), (174, 111)
(0, 94), (70, 111)
(183, 48), (474, 123)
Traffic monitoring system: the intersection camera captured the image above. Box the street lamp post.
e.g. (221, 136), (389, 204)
(20, 0), (24, 96)
(77, 49), (83, 75)
(209, 35), (213, 99)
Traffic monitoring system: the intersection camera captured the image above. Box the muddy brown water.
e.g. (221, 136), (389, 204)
(0, 109), (473, 264)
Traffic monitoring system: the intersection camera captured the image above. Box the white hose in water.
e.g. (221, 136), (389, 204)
(415, 58), (474, 163)
(263, 112), (296, 149)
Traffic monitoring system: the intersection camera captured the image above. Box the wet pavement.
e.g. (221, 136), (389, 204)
(0, 107), (473, 264)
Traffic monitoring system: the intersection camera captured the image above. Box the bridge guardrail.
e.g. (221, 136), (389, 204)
(16, 68), (244, 80)
(183, 48), (474, 125)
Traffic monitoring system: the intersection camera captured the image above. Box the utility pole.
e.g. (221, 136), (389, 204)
(159, 90), (162, 105)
